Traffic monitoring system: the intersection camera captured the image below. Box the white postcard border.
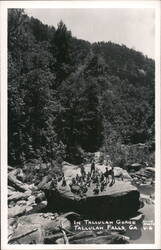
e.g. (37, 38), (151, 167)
(1, 1), (160, 249)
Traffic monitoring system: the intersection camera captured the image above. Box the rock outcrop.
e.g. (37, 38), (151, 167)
(45, 162), (141, 218)
(8, 212), (71, 244)
(8, 169), (48, 219)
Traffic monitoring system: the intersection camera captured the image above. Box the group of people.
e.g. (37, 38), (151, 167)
(66, 159), (116, 197)
(49, 159), (116, 197)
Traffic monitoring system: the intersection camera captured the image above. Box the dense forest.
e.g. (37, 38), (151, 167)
(8, 9), (155, 167)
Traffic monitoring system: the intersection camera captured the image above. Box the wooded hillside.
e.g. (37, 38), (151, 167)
(8, 9), (155, 166)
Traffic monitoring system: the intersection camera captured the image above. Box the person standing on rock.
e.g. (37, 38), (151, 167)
(62, 176), (67, 186)
(100, 172), (104, 182)
(104, 167), (109, 184)
(80, 163), (86, 178)
(50, 176), (58, 189)
(90, 159), (96, 176)
(76, 174), (80, 183)
(87, 172), (91, 180)
(71, 177), (76, 185)
(109, 166), (115, 185)
(93, 184), (99, 195)
(100, 179), (106, 192)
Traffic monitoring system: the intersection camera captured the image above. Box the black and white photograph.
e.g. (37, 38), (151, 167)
(1, 0), (161, 249)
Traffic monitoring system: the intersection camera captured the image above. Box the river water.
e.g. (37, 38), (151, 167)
(128, 184), (154, 244)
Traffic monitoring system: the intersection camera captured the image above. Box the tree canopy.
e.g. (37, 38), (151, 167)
(8, 9), (155, 166)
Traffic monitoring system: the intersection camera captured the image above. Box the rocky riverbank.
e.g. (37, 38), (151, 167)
(8, 160), (154, 244)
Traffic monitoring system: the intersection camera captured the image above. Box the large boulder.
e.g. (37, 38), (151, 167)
(18, 213), (71, 234)
(8, 223), (44, 244)
(37, 175), (52, 190)
(145, 167), (155, 173)
(8, 166), (15, 172)
(8, 186), (17, 196)
(46, 182), (140, 218)
(112, 167), (132, 181)
(8, 190), (32, 204)
(8, 213), (71, 244)
(68, 234), (129, 244)
(8, 170), (30, 192)
(56, 231), (129, 244)
(145, 167), (155, 178)
(45, 162), (141, 218)
(8, 205), (27, 218)
(127, 163), (143, 172)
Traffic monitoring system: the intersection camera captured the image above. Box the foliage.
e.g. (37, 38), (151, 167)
(8, 9), (155, 167)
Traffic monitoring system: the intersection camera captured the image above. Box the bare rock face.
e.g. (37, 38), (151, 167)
(18, 213), (71, 234)
(8, 223), (44, 244)
(8, 205), (27, 218)
(8, 213), (71, 244)
(55, 231), (129, 244)
(8, 166), (47, 220)
(45, 162), (141, 218)
(8, 170), (31, 192)
(37, 175), (52, 190)
(68, 234), (129, 244)
(8, 190), (32, 204)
